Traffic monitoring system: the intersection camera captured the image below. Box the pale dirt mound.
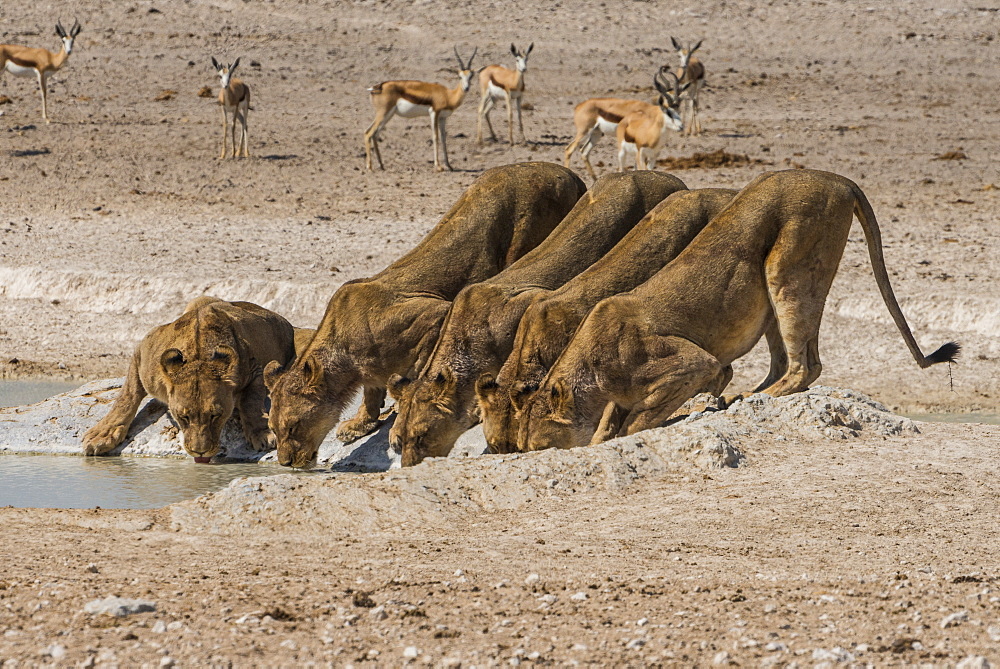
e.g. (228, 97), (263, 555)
(656, 149), (769, 170)
(169, 387), (909, 536)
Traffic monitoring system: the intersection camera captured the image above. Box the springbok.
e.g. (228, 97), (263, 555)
(563, 98), (651, 180)
(0, 19), (82, 122)
(364, 47), (477, 172)
(212, 57), (250, 159)
(671, 37), (705, 135)
(477, 42), (533, 145)
(615, 69), (686, 172)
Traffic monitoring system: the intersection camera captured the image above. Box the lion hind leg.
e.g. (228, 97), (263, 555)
(83, 351), (147, 455)
(336, 385), (387, 443)
(751, 316), (789, 393)
(619, 339), (728, 436)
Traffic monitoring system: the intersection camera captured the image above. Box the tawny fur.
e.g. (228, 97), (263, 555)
(82, 297), (298, 461)
(263, 163), (586, 469)
(479, 188), (737, 455)
(389, 171), (686, 467)
(518, 169), (959, 452)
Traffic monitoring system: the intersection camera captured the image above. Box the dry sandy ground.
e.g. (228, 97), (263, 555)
(2, 0), (1000, 665)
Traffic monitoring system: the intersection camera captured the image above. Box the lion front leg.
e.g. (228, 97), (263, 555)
(336, 385), (387, 443)
(238, 373), (276, 452)
(82, 352), (147, 455)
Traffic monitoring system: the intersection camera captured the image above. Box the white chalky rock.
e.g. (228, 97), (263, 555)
(83, 596), (156, 617)
(43, 644), (66, 660)
(712, 651), (731, 665)
(987, 625), (1000, 642)
(524, 573), (540, 586)
(403, 646), (420, 659)
(370, 605), (388, 621)
(812, 647), (854, 663)
(570, 592), (588, 601)
(941, 610), (969, 628)
(957, 657), (991, 669)
(151, 621), (167, 633)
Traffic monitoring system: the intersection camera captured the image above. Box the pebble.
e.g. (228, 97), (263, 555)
(957, 656), (991, 669)
(524, 573), (540, 586)
(403, 646), (420, 659)
(712, 651), (731, 665)
(987, 625), (1000, 642)
(941, 610), (969, 628)
(494, 580), (509, 589)
(570, 592), (588, 602)
(43, 644), (66, 660)
(636, 617), (649, 626)
(166, 621), (184, 632)
(83, 596), (157, 617)
(764, 642), (788, 652)
(370, 605), (388, 621)
(85, 564), (99, 574)
(152, 621), (167, 634)
(159, 658), (174, 668)
(812, 647), (854, 663)
(625, 638), (646, 650)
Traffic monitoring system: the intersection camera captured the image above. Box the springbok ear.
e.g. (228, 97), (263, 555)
(475, 373), (498, 402)
(690, 40), (703, 54)
(550, 379), (575, 416)
(231, 57), (240, 73)
(211, 56), (221, 71)
(263, 360), (284, 390)
(510, 43), (518, 57)
(301, 354), (324, 390)
(510, 380), (538, 413)
(526, 42), (534, 55)
(160, 348), (185, 376)
(387, 373), (411, 400)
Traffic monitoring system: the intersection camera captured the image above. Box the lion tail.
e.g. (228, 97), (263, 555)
(850, 182), (960, 369)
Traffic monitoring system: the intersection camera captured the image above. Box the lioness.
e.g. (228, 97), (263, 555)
(264, 162), (587, 468)
(82, 297), (298, 462)
(518, 169), (960, 451)
(477, 188), (738, 454)
(389, 171), (687, 466)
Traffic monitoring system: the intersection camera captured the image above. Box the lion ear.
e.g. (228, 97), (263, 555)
(160, 348), (185, 376)
(387, 373), (410, 400)
(510, 380), (537, 414)
(475, 373), (498, 404)
(301, 354), (325, 390)
(432, 367), (456, 397)
(212, 345), (240, 385)
(263, 360), (284, 390)
(550, 379), (575, 416)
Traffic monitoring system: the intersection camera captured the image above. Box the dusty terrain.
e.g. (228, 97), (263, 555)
(2, 0), (1000, 664)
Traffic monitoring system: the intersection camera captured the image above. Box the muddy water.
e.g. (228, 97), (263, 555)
(0, 380), (78, 408)
(0, 455), (312, 509)
(908, 412), (1000, 425)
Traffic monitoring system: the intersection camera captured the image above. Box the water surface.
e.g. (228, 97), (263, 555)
(0, 380), (79, 408)
(0, 455), (311, 509)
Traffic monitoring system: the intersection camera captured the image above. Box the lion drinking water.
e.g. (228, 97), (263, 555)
(518, 169), (959, 451)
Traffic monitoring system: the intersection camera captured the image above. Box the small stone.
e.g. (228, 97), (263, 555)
(570, 592), (588, 602)
(86, 564), (99, 574)
(763, 603), (778, 614)
(166, 621), (184, 632)
(151, 621), (167, 633)
(403, 646), (420, 659)
(812, 647), (854, 663)
(494, 580), (509, 589)
(454, 569), (464, 577)
(524, 573), (540, 586)
(159, 658), (174, 668)
(44, 644), (66, 660)
(712, 651), (731, 665)
(366, 649), (380, 659)
(764, 642), (788, 652)
(370, 605), (388, 621)
(83, 596), (157, 617)
(626, 638), (646, 650)
(636, 617), (649, 626)
(571, 644), (588, 652)
(987, 625), (1000, 642)
(941, 610), (969, 628)
(957, 656), (991, 669)
(527, 651), (541, 660)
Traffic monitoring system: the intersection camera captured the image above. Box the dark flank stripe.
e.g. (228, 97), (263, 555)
(400, 90), (434, 107)
(597, 109), (623, 124)
(489, 74), (504, 89)
(7, 55), (38, 69)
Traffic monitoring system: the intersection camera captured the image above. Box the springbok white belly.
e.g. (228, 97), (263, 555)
(486, 82), (508, 100)
(395, 99), (431, 118)
(595, 117), (619, 135)
(4, 60), (36, 78)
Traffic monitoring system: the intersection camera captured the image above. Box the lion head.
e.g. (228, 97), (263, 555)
(160, 345), (241, 461)
(389, 366), (474, 466)
(516, 378), (595, 452)
(264, 353), (342, 468)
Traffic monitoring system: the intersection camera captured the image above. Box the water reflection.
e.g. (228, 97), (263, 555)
(0, 380), (79, 408)
(0, 455), (315, 509)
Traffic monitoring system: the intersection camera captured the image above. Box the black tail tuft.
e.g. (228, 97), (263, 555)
(924, 341), (961, 366)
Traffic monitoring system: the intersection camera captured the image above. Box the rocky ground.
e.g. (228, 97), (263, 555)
(2, 0), (1000, 665)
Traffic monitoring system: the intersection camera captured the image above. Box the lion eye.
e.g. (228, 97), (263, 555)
(175, 413), (190, 428)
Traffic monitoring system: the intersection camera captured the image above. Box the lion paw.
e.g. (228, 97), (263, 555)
(246, 427), (277, 453)
(82, 423), (128, 456)
(336, 417), (381, 444)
